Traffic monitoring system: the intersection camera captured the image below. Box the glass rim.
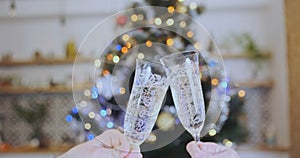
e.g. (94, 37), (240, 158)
(135, 58), (163, 66)
(135, 58), (172, 73)
(160, 49), (200, 61)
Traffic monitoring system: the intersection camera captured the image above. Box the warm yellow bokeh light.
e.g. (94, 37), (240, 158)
(147, 133), (157, 142)
(179, 21), (186, 28)
(187, 31), (194, 38)
(179, 6), (187, 13)
(122, 34), (129, 41)
(120, 87), (126, 94)
(131, 14), (138, 22)
(211, 78), (219, 86)
(238, 90), (246, 97)
(223, 139), (233, 147)
(88, 112), (96, 119)
(146, 40), (152, 47)
(126, 42), (132, 48)
(106, 54), (113, 61)
(121, 47), (128, 54)
(156, 112), (174, 131)
(168, 6), (175, 13)
(209, 129), (217, 136)
(166, 38), (174, 46)
(102, 69), (110, 76)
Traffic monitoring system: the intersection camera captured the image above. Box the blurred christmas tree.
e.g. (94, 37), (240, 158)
(69, 0), (248, 157)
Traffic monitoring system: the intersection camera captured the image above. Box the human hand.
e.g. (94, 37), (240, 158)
(186, 141), (239, 158)
(58, 129), (142, 158)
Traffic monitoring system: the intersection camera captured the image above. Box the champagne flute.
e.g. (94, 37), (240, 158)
(123, 59), (170, 147)
(160, 50), (205, 142)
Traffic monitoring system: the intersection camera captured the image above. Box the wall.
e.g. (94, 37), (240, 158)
(198, 0), (289, 148)
(0, 0), (289, 148)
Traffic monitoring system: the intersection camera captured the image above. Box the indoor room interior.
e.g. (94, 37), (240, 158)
(0, 0), (299, 158)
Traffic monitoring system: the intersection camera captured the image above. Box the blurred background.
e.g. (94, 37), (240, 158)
(0, 0), (291, 158)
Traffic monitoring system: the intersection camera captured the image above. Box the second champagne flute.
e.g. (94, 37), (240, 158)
(123, 59), (170, 147)
(160, 50), (205, 142)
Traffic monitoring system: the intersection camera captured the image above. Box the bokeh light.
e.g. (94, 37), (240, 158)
(120, 87), (126, 94)
(92, 93), (98, 99)
(208, 129), (217, 136)
(65, 115), (72, 122)
(194, 42), (201, 49)
(100, 109), (107, 116)
(106, 108), (112, 115)
(126, 42), (132, 48)
(154, 18), (162, 25)
(121, 47), (128, 54)
(238, 90), (246, 98)
(106, 54), (113, 61)
(146, 40), (152, 47)
(178, 6), (187, 13)
(122, 34), (130, 41)
(116, 44), (122, 51)
(131, 14), (138, 22)
(211, 78), (219, 86)
(179, 21), (186, 28)
(72, 106), (78, 114)
(137, 53), (145, 59)
(189, 2), (197, 10)
(137, 14), (144, 21)
(84, 123), (91, 130)
(87, 133), (95, 140)
(113, 56), (120, 63)
(223, 139), (233, 147)
(94, 59), (101, 68)
(166, 18), (174, 26)
(88, 112), (96, 119)
(79, 101), (87, 108)
(209, 61), (216, 67)
(166, 38), (174, 46)
(107, 122), (114, 128)
(168, 6), (175, 13)
(221, 82), (228, 88)
(102, 69), (110, 76)
(147, 133), (157, 142)
(187, 31), (194, 38)
(84, 89), (91, 97)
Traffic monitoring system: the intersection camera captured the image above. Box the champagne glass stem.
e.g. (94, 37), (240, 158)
(195, 133), (201, 143)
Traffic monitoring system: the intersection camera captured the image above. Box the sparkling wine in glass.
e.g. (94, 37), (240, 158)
(123, 59), (170, 146)
(160, 50), (205, 142)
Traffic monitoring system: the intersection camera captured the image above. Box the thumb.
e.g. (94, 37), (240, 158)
(198, 142), (227, 153)
(186, 141), (197, 156)
(186, 141), (207, 158)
